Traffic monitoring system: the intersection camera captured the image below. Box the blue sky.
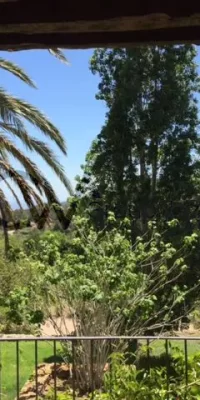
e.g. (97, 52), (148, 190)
(1, 48), (200, 207)
(0, 49), (107, 205)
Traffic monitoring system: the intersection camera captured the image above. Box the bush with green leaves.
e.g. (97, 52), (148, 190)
(23, 230), (72, 266)
(0, 213), (198, 389)
(28, 214), (199, 337)
(0, 249), (42, 333)
(93, 347), (200, 400)
(43, 345), (200, 399)
(8, 213), (198, 392)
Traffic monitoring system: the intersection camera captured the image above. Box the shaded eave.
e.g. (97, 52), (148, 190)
(0, 2), (200, 50)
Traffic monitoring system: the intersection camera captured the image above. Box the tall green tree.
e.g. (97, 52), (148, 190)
(78, 46), (200, 238)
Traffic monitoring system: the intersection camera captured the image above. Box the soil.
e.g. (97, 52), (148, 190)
(41, 317), (74, 336)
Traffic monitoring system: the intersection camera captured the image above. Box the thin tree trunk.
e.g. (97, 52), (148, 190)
(151, 76), (159, 199)
(0, 202), (10, 255)
(151, 139), (158, 197)
(139, 147), (147, 233)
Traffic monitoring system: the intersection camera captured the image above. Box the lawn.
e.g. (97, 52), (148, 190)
(149, 338), (200, 356)
(0, 341), (60, 400)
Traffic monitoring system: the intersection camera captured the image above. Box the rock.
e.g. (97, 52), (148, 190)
(38, 363), (53, 376)
(19, 392), (37, 400)
(18, 363), (54, 400)
(55, 364), (71, 380)
(18, 361), (108, 399)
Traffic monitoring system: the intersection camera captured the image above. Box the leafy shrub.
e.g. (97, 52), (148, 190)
(23, 230), (71, 265)
(34, 215), (198, 338)
(14, 214), (198, 393)
(2, 214), (199, 391)
(93, 348), (200, 400)
(0, 253), (43, 333)
(43, 346), (200, 399)
(44, 390), (73, 400)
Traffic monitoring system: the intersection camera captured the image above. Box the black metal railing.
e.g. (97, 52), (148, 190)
(0, 335), (199, 400)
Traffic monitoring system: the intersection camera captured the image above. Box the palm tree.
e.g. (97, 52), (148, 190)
(0, 55), (73, 253)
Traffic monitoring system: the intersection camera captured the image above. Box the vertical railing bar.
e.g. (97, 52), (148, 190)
(72, 341), (76, 400)
(109, 340), (113, 398)
(166, 339), (169, 400)
(91, 339), (94, 399)
(53, 340), (57, 400)
(147, 338), (150, 373)
(16, 341), (20, 400)
(185, 339), (188, 400)
(35, 340), (38, 400)
(0, 341), (2, 400)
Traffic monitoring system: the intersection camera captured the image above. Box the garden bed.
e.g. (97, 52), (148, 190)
(19, 362), (109, 400)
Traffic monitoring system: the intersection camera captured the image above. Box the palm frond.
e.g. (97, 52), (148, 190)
(0, 58), (36, 88)
(0, 134), (43, 194)
(49, 49), (70, 65)
(0, 135), (66, 207)
(0, 89), (67, 154)
(0, 160), (43, 209)
(0, 124), (73, 195)
(0, 172), (23, 211)
(0, 147), (8, 161)
(0, 55), (71, 229)
(28, 139), (73, 194)
(0, 188), (13, 221)
(0, 96), (26, 132)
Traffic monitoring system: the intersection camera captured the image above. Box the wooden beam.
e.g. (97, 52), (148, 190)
(0, 2), (200, 25)
(0, 1), (199, 48)
(0, 27), (200, 51)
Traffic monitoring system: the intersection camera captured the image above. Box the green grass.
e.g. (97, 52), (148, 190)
(148, 338), (200, 356)
(1, 341), (60, 400)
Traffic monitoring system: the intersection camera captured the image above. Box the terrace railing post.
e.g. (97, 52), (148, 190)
(35, 340), (38, 400)
(72, 340), (76, 400)
(53, 340), (57, 400)
(0, 341), (2, 400)
(16, 341), (20, 400)
(146, 338), (150, 374)
(90, 339), (94, 399)
(165, 339), (170, 400)
(109, 340), (113, 399)
(184, 339), (188, 399)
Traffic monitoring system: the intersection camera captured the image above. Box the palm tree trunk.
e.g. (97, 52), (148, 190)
(0, 201), (10, 255)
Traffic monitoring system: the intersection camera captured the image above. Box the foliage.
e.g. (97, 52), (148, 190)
(23, 230), (72, 265)
(75, 45), (200, 323)
(42, 344), (200, 399)
(19, 215), (199, 335)
(44, 389), (74, 400)
(4, 216), (197, 392)
(78, 46), (200, 237)
(93, 347), (200, 400)
(0, 246), (43, 332)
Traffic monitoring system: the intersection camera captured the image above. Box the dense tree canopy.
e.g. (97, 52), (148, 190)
(74, 45), (200, 316)
(77, 45), (200, 239)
